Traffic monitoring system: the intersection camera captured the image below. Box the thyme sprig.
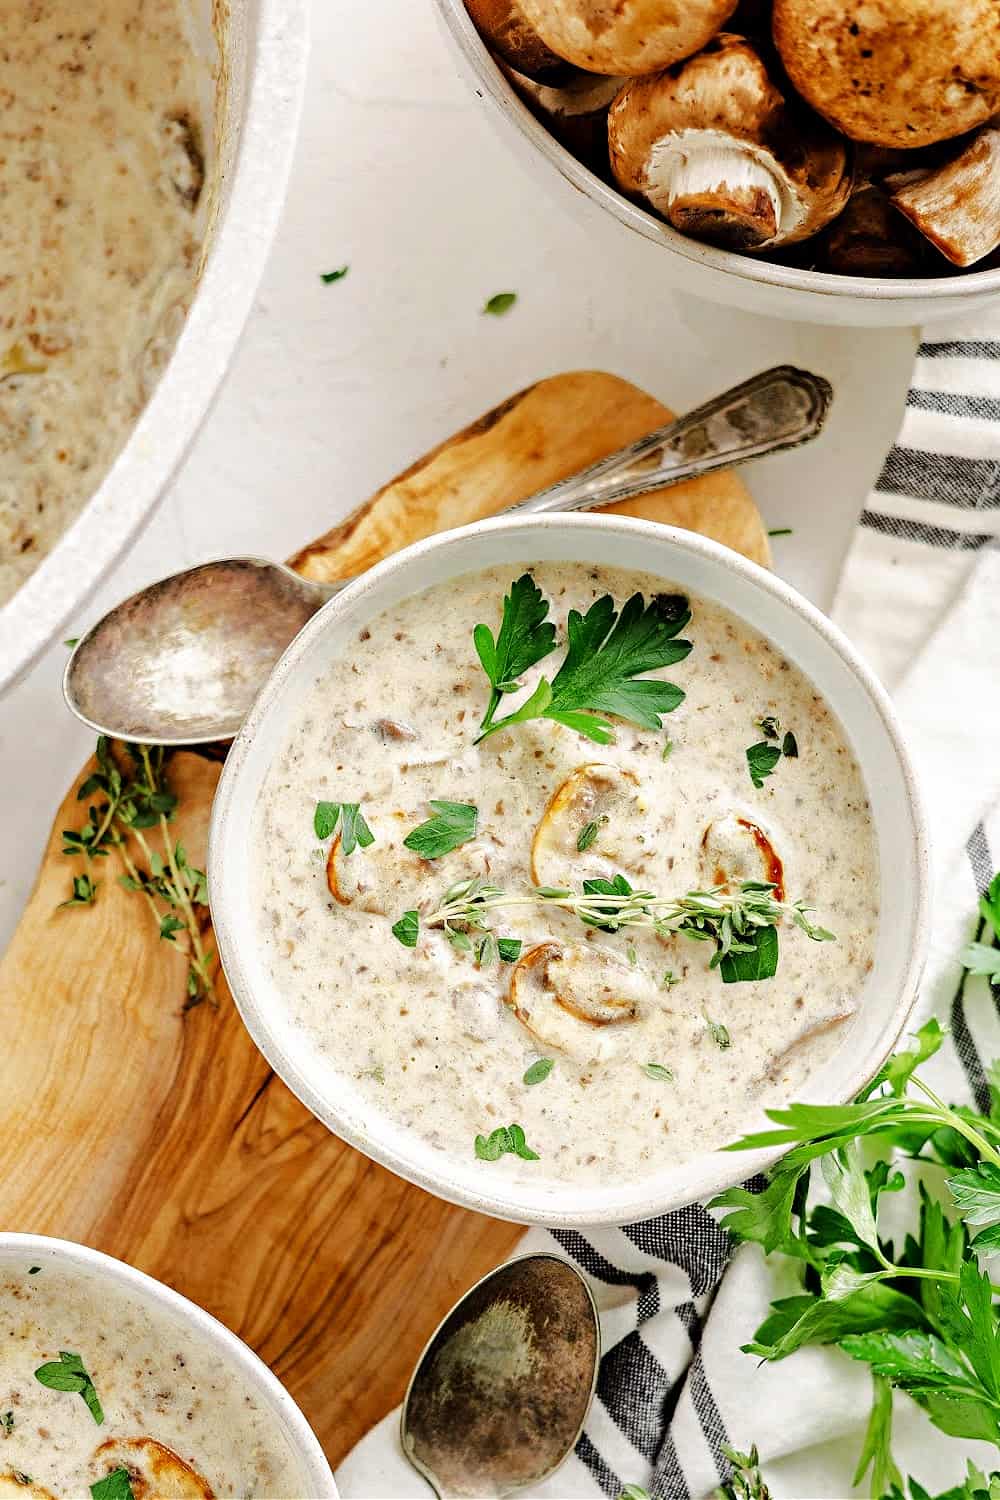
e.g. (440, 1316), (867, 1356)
(407, 875), (834, 983)
(59, 738), (214, 1006)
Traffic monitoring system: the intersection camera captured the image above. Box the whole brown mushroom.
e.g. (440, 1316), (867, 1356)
(608, 35), (852, 251)
(515, 0), (740, 76)
(772, 0), (1000, 149)
(463, 0), (569, 82)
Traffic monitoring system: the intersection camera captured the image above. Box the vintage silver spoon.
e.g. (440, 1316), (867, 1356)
(400, 1252), (600, 1499)
(64, 364), (831, 744)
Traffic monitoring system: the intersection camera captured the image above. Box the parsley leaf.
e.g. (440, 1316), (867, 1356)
(34, 1351), (104, 1424)
(719, 925), (778, 984)
(403, 801), (478, 860)
(961, 941), (1000, 984)
(474, 1123), (539, 1161)
(339, 803), (374, 855)
(312, 800), (373, 854)
(746, 742), (782, 788)
(320, 265), (349, 284)
(782, 730), (799, 758)
(577, 817), (605, 852)
(474, 574), (557, 734)
(497, 937), (522, 963)
(314, 801), (340, 839)
(644, 1062), (674, 1082)
(391, 910), (420, 947)
(704, 1013), (731, 1049)
(476, 588), (691, 745)
(91, 1470), (137, 1500)
(523, 1058), (554, 1085)
(483, 291), (517, 315)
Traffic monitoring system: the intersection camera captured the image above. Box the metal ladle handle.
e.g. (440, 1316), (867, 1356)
(506, 364), (832, 516)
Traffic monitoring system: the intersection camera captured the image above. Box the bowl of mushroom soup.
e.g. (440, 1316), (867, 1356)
(209, 513), (929, 1227)
(0, 1234), (337, 1499)
(434, 0), (1000, 326)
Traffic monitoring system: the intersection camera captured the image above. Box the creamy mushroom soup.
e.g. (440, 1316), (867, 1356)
(0, 0), (216, 605)
(254, 562), (879, 1186)
(0, 1258), (305, 1498)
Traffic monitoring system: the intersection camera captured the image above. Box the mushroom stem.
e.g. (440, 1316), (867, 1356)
(650, 140), (783, 248)
(888, 128), (1000, 268)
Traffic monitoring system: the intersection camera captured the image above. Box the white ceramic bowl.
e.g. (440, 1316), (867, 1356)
(0, 1233), (337, 1497)
(210, 513), (930, 1227)
(433, 0), (1000, 328)
(0, 0), (309, 695)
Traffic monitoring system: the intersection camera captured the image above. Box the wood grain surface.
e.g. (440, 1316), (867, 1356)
(0, 371), (764, 1468)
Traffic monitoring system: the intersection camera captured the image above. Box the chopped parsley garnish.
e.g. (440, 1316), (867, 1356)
(746, 742), (782, 789)
(756, 715), (781, 740)
(320, 265), (349, 284)
(474, 581), (692, 746)
(391, 910), (420, 947)
(1, 1411), (13, 1436)
(661, 970), (678, 989)
(576, 817), (605, 852)
(34, 1351), (104, 1424)
(767, 527), (793, 538)
(313, 801), (374, 853)
(403, 801), (478, 860)
(28, 1267), (40, 1275)
(497, 937), (523, 963)
(90, 1469), (137, 1500)
(474, 1123), (539, 1161)
(644, 1063), (674, 1083)
(482, 291), (517, 316)
(523, 1058), (554, 1086)
(313, 801), (339, 839)
(781, 730), (799, 758)
(704, 1014), (732, 1050)
(64, 637), (79, 648)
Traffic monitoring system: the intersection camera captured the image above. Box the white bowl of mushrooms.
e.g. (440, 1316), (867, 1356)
(435, 0), (1000, 325)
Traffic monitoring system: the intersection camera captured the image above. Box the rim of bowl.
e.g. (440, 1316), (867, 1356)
(0, 1233), (337, 1497)
(210, 512), (931, 1227)
(0, 0), (311, 696)
(433, 0), (1000, 305)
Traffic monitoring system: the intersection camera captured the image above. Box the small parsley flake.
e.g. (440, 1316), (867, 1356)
(474, 1123), (539, 1161)
(644, 1063), (675, 1083)
(746, 742), (782, 789)
(704, 1014), (732, 1050)
(391, 910), (420, 947)
(782, 730), (799, 758)
(320, 265), (349, 285)
(523, 1058), (554, 1086)
(483, 291), (517, 316)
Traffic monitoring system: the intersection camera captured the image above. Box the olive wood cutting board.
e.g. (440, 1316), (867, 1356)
(0, 370), (768, 1468)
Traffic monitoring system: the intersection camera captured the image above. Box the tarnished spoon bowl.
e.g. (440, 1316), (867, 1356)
(64, 364), (831, 744)
(401, 1253), (600, 1499)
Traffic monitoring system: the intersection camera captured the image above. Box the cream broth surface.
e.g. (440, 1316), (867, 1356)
(254, 563), (880, 1186)
(0, 0), (214, 605)
(0, 1258), (305, 1498)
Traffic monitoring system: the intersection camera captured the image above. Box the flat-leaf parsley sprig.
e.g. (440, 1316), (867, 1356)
(394, 875), (834, 984)
(710, 1010), (1000, 1488)
(474, 577), (693, 746)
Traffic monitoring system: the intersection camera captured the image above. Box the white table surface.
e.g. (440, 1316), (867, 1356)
(0, 0), (917, 950)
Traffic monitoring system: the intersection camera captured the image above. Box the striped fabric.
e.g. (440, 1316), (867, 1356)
(336, 309), (1000, 1500)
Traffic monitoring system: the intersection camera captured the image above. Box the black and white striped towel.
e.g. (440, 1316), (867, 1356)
(337, 309), (1000, 1500)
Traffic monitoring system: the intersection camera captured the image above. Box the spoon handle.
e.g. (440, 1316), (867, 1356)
(303, 365), (830, 604)
(505, 364), (832, 517)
